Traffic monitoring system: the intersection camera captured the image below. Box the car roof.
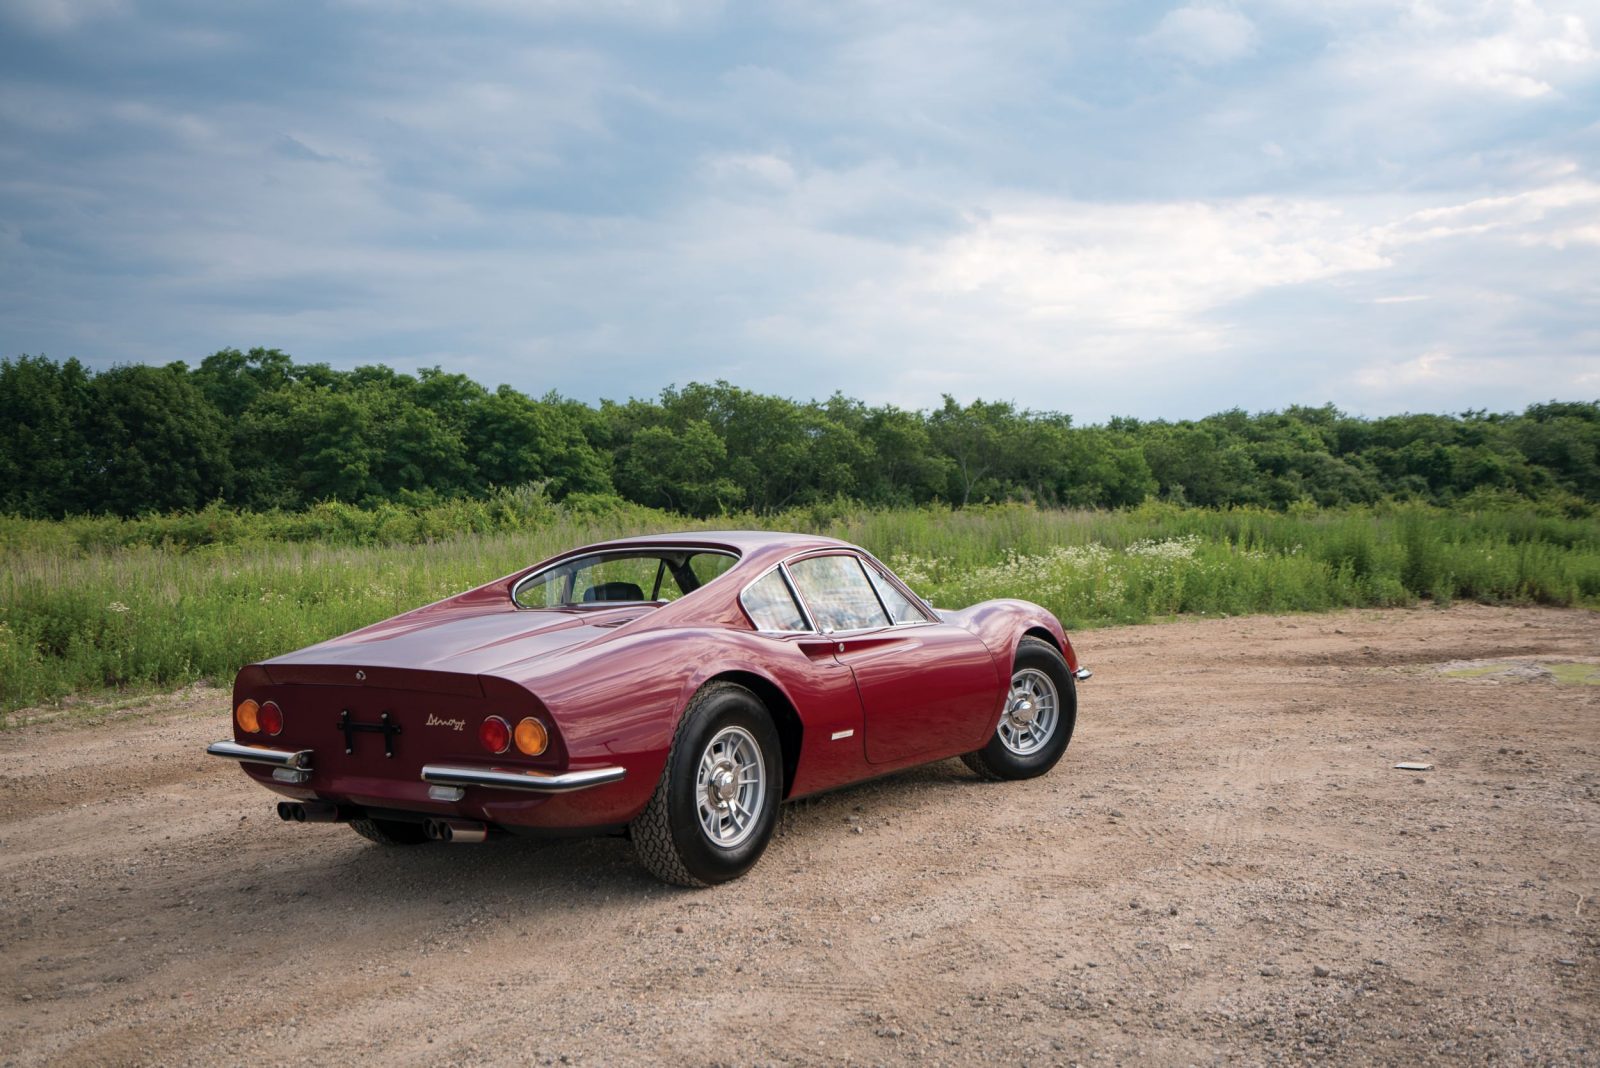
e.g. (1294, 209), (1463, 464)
(577, 530), (856, 556)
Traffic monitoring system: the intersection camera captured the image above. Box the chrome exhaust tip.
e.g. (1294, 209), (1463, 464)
(297, 801), (341, 823)
(427, 818), (488, 844)
(276, 801), (342, 823)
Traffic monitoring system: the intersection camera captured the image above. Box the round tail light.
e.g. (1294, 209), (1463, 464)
(514, 717), (549, 756)
(479, 716), (511, 754)
(258, 700), (284, 736)
(235, 699), (261, 734)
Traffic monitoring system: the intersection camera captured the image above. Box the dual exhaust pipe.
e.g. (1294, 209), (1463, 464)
(276, 800), (344, 823)
(274, 801), (487, 843)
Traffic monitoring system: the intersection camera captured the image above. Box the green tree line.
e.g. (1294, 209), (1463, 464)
(2, 348), (1597, 518)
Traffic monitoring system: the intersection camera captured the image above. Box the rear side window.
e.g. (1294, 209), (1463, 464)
(787, 555), (891, 632)
(741, 569), (808, 632)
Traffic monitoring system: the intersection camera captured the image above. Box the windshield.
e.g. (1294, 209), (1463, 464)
(513, 548), (738, 609)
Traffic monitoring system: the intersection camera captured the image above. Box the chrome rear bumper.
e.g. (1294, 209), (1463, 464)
(207, 740), (314, 769)
(420, 763), (625, 794)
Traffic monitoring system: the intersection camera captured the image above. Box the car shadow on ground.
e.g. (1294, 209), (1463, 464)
(224, 757), (984, 913)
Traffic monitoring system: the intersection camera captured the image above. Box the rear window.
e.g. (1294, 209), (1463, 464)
(514, 549), (736, 608)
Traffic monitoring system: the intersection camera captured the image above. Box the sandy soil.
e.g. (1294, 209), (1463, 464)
(2, 604), (1598, 1067)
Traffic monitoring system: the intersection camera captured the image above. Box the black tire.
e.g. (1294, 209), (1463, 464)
(349, 817), (430, 846)
(629, 682), (782, 887)
(963, 637), (1077, 782)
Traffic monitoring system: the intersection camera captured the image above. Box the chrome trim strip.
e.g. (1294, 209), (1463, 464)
(1074, 667), (1093, 681)
(206, 740), (314, 769)
(778, 562), (817, 632)
(420, 763), (626, 794)
(830, 729), (855, 740)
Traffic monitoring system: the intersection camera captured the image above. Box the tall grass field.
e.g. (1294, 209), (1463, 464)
(3, 499), (1598, 719)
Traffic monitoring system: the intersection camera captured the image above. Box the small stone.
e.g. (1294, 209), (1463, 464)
(1109, 809), (1125, 818)
(675, 925), (684, 934)
(851, 826), (863, 835)
(20, 994), (32, 1002)
(1259, 965), (1279, 977)
(869, 914), (882, 925)
(1556, 959), (1578, 967)
(1313, 965), (1330, 978)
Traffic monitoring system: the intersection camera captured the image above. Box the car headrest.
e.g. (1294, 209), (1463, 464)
(581, 581), (644, 603)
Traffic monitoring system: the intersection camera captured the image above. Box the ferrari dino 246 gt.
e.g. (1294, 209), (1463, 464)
(208, 531), (1090, 885)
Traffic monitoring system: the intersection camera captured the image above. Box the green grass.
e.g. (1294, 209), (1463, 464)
(1441, 662), (1600, 685)
(4, 500), (1599, 719)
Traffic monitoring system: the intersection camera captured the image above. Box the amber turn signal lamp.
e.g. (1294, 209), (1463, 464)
(235, 699), (261, 734)
(514, 717), (549, 756)
(258, 700), (284, 736)
(479, 716), (511, 755)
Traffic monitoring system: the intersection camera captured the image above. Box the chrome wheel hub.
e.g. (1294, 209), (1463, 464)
(696, 726), (766, 849)
(999, 667), (1059, 756)
(710, 764), (738, 802)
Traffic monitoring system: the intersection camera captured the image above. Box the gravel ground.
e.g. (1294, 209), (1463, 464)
(1, 603), (1597, 1066)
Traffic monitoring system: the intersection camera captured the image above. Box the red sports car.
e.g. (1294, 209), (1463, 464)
(208, 531), (1090, 885)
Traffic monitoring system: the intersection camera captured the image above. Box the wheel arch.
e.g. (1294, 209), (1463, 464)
(1022, 625), (1062, 655)
(702, 670), (804, 800)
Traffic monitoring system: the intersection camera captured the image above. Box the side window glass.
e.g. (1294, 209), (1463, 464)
(869, 566), (931, 624)
(741, 569), (808, 632)
(787, 556), (892, 632)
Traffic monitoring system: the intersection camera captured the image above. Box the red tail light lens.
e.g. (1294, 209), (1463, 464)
(258, 700), (284, 736)
(479, 716), (511, 754)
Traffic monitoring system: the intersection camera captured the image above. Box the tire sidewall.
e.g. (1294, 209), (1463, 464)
(982, 640), (1077, 778)
(665, 686), (782, 884)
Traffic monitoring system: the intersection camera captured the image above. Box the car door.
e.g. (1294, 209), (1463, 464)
(784, 553), (1002, 766)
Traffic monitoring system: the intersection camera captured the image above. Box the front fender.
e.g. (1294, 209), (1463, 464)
(943, 599), (1080, 674)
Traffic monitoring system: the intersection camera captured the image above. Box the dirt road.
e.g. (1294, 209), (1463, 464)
(2, 605), (1597, 1066)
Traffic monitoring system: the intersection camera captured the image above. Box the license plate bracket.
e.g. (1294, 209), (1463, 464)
(338, 709), (402, 758)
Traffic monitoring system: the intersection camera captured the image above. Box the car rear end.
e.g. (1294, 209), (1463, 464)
(208, 662), (635, 840)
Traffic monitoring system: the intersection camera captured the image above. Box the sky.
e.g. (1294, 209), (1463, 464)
(2, 0), (1598, 424)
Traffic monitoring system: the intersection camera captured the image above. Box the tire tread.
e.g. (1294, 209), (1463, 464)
(629, 682), (749, 887)
(964, 637), (1075, 782)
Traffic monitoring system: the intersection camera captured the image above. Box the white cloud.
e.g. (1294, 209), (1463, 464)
(1354, 347), (1455, 390)
(1144, 3), (1259, 66)
(338, 0), (724, 25)
(1329, 0), (1599, 99)
(1382, 179), (1600, 244)
(916, 196), (1387, 334)
(1, 0), (125, 34)
(705, 152), (798, 190)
